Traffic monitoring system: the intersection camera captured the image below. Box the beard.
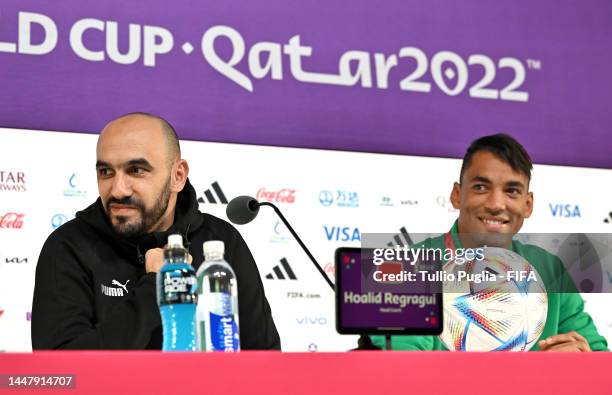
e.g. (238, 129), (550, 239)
(105, 178), (171, 238)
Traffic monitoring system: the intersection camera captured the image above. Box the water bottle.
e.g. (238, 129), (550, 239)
(196, 240), (240, 351)
(157, 234), (198, 351)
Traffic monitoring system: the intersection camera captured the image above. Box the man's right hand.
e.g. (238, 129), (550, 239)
(145, 247), (193, 273)
(145, 248), (165, 273)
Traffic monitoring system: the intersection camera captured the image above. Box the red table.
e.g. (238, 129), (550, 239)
(1, 351), (610, 394)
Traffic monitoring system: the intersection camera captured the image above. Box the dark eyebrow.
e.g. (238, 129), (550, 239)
(96, 160), (110, 168)
(95, 158), (153, 169)
(126, 158), (153, 169)
(470, 176), (492, 184)
(505, 180), (526, 190)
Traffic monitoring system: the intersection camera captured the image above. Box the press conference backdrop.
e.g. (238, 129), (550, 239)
(1, 128), (611, 352)
(2, 0), (612, 350)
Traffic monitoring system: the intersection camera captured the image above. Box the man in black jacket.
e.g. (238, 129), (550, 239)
(32, 112), (281, 350)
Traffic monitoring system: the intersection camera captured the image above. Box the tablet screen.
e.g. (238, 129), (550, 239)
(335, 247), (443, 335)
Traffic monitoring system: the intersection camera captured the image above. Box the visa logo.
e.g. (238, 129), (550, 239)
(323, 226), (360, 242)
(549, 204), (581, 218)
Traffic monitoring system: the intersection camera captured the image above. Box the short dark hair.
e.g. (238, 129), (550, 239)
(460, 133), (533, 182)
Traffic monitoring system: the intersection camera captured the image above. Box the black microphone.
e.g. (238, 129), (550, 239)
(226, 195), (260, 225)
(226, 196), (332, 289)
(226, 196), (380, 350)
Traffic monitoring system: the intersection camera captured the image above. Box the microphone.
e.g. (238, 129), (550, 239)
(226, 196), (332, 289)
(226, 195), (260, 225)
(226, 196), (380, 350)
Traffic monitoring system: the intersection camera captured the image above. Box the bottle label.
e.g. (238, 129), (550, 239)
(199, 292), (240, 351)
(210, 313), (240, 351)
(158, 267), (198, 306)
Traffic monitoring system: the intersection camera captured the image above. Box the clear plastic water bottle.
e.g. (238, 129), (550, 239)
(157, 234), (198, 351)
(196, 241), (240, 352)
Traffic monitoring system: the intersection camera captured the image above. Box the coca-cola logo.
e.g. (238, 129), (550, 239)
(0, 212), (24, 229)
(256, 188), (296, 203)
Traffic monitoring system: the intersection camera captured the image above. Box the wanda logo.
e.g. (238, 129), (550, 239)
(0, 212), (24, 229)
(256, 188), (296, 203)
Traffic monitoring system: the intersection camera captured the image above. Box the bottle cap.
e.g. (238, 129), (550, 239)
(167, 234), (183, 248)
(203, 240), (225, 257)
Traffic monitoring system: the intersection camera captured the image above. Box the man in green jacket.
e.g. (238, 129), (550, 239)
(374, 134), (608, 351)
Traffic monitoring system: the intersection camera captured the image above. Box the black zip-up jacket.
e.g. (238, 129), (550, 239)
(32, 179), (281, 350)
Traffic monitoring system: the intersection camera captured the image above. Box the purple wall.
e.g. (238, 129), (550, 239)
(1, 0), (611, 167)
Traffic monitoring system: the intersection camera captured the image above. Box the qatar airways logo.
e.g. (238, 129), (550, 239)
(0, 212), (24, 229)
(256, 188), (296, 204)
(0, 170), (26, 192)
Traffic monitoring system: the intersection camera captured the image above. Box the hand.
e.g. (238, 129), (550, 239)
(144, 247), (193, 273)
(145, 248), (165, 273)
(538, 331), (591, 352)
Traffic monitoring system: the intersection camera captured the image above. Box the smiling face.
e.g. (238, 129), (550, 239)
(451, 151), (533, 248)
(96, 114), (188, 238)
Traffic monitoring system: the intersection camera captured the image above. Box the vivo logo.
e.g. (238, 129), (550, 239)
(549, 204), (581, 218)
(296, 317), (327, 325)
(323, 226), (360, 242)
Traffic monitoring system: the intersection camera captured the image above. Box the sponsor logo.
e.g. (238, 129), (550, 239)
(51, 214), (68, 229)
(256, 187), (295, 203)
(380, 196), (418, 207)
(270, 220), (289, 243)
(286, 291), (321, 299)
(265, 258), (297, 280)
(0, 212), (24, 229)
(323, 226), (360, 242)
(101, 279), (130, 297)
(380, 196), (394, 207)
(604, 212), (612, 224)
(3, 256), (28, 264)
(549, 203), (581, 218)
(296, 316), (328, 326)
(319, 190), (358, 208)
(385, 226), (413, 247)
(436, 196), (458, 212)
(198, 181), (228, 204)
(0, 170), (26, 192)
(63, 173), (87, 197)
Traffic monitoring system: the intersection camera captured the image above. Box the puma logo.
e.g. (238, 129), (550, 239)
(102, 279), (130, 297)
(112, 279), (130, 294)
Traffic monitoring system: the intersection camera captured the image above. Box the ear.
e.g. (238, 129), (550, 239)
(450, 182), (461, 209)
(171, 159), (189, 193)
(523, 191), (534, 218)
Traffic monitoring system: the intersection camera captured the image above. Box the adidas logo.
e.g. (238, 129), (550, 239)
(387, 226), (413, 247)
(265, 258), (297, 280)
(198, 181), (228, 204)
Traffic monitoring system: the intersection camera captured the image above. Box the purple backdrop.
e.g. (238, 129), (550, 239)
(1, 0), (611, 168)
